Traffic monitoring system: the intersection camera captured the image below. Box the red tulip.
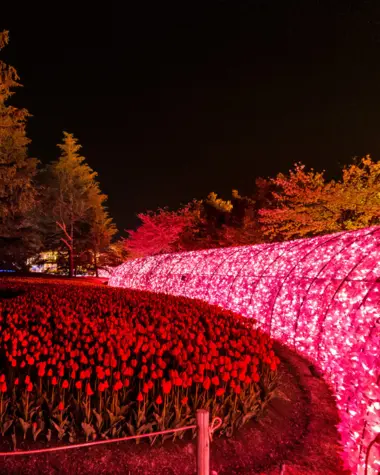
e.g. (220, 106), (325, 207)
(86, 383), (94, 396)
(156, 395), (163, 405)
(234, 385), (241, 395)
(162, 379), (172, 394)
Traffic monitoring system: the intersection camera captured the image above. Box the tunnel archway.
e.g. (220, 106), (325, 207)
(109, 227), (380, 474)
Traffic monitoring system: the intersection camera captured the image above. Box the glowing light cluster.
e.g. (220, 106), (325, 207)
(109, 227), (380, 474)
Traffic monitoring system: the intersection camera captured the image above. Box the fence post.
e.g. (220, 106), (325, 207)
(196, 409), (210, 475)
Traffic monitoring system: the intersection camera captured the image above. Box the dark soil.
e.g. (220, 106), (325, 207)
(0, 342), (348, 475)
(0, 287), (25, 299)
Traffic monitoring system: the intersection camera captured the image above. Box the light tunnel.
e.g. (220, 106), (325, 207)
(109, 227), (380, 474)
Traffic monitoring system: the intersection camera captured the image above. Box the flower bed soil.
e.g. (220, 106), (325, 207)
(0, 341), (348, 475)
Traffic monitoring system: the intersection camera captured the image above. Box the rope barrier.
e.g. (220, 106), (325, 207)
(208, 417), (222, 442)
(0, 424), (197, 457)
(0, 416), (224, 458)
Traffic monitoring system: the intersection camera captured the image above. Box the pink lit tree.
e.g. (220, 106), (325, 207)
(124, 203), (201, 258)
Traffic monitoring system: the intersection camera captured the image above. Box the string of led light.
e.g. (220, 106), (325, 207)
(109, 226), (380, 475)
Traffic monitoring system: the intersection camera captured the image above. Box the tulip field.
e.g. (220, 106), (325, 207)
(0, 277), (278, 446)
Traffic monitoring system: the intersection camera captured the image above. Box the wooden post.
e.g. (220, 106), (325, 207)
(196, 409), (210, 475)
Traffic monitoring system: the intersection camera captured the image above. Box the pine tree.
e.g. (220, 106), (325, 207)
(0, 31), (38, 267)
(47, 132), (115, 276)
(84, 204), (117, 276)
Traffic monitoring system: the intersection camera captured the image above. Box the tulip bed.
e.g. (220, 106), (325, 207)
(0, 278), (278, 445)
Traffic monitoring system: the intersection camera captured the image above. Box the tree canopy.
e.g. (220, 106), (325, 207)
(2, 31), (380, 269)
(124, 156), (380, 258)
(0, 30), (39, 267)
(124, 203), (201, 258)
(259, 157), (380, 241)
(45, 132), (116, 276)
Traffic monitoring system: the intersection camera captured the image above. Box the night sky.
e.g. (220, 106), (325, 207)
(2, 1), (380, 233)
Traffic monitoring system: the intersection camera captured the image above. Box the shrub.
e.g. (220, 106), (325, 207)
(0, 278), (278, 443)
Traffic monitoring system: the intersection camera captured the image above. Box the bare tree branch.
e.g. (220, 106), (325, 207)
(56, 220), (72, 244)
(60, 237), (72, 250)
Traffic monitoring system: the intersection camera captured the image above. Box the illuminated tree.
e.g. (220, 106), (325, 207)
(194, 190), (262, 248)
(219, 190), (262, 246)
(0, 31), (39, 266)
(197, 192), (232, 247)
(258, 157), (380, 241)
(258, 163), (334, 240)
(125, 191), (264, 255)
(124, 203), (201, 258)
(98, 239), (128, 267)
(336, 155), (380, 229)
(81, 204), (118, 276)
(47, 132), (114, 276)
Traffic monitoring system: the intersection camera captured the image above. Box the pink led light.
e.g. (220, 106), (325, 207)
(109, 227), (380, 475)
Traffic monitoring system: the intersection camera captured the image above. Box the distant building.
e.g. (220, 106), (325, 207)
(27, 251), (59, 273)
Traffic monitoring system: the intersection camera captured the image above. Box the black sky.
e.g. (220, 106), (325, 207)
(2, 1), (380, 233)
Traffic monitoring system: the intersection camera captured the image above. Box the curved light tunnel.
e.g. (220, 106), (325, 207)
(109, 227), (380, 474)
